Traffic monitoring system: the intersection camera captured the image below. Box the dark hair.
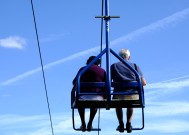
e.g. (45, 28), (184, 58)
(86, 56), (101, 65)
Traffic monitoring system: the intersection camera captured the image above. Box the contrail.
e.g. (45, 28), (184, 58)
(110, 8), (189, 46)
(146, 78), (189, 90)
(1, 8), (189, 86)
(0, 47), (100, 86)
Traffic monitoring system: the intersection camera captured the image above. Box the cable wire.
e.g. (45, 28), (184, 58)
(30, 0), (54, 135)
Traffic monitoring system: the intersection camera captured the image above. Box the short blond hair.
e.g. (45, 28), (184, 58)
(119, 49), (130, 59)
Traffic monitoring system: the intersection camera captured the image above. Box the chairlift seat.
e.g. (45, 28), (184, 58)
(71, 81), (144, 109)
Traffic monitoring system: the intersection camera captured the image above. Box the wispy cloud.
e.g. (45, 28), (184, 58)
(146, 120), (189, 133)
(1, 8), (189, 86)
(0, 113), (81, 135)
(0, 67), (42, 86)
(110, 8), (189, 46)
(0, 36), (26, 49)
(40, 33), (69, 43)
(146, 79), (189, 89)
(143, 76), (189, 102)
(0, 114), (49, 129)
(1, 101), (189, 135)
(0, 47), (99, 86)
(146, 101), (189, 117)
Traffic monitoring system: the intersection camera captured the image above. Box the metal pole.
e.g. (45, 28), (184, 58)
(104, 0), (111, 107)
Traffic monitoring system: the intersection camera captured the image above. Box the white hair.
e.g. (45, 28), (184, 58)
(119, 49), (130, 60)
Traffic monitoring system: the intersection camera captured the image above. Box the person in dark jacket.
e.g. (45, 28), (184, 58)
(73, 56), (106, 132)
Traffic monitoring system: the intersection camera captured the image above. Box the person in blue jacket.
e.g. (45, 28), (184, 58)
(111, 49), (146, 133)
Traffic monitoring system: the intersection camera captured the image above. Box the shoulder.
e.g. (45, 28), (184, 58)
(91, 65), (105, 72)
(78, 66), (85, 72)
(111, 62), (117, 69)
(133, 63), (141, 70)
(111, 62), (121, 66)
(132, 63), (144, 76)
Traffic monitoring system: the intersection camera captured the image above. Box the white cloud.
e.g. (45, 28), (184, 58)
(143, 76), (189, 101)
(110, 8), (189, 46)
(0, 36), (26, 49)
(0, 113), (81, 135)
(2, 103), (189, 135)
(0, 114), (49, 128)
(146, 79), (189, 89)
(40, 33), (69, 43)
(1, 94), (11, 98)
(146, 120), (189, 133)
(0, 67), (41, 86)
(146, 101), (189, 117)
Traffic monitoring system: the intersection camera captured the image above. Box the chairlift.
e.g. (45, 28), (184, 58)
(71, 0), (145, 132)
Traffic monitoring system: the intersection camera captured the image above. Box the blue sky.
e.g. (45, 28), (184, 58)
(0, 0), (189, 135)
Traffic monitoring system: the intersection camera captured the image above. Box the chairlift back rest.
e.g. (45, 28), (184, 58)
(72, 81), (144, 108)
(80, 81), (139, 89)
(78, 81), (140, 96)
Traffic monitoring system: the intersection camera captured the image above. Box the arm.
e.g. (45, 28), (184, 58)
(72, 67), (84, 85)
(141, 77), (147, 86)
(134, 64), (146, 86)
